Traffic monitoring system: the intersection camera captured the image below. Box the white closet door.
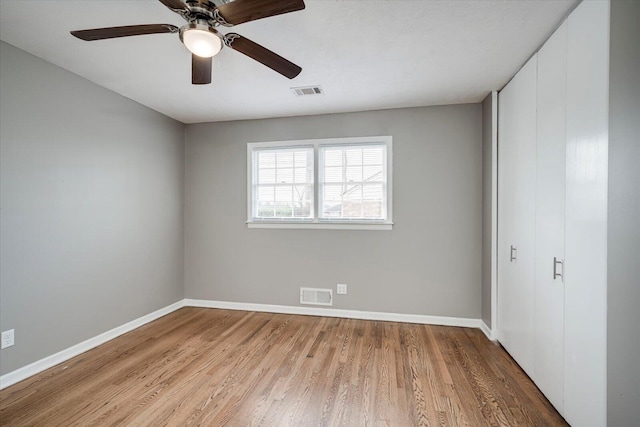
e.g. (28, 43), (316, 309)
(534, 21), (567, 413)
(497, 55), (537, 377)
(564, 1), (609, 425)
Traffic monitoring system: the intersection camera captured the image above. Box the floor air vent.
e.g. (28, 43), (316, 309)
(300, 287), (333, 306)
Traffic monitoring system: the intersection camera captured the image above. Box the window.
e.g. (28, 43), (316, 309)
(247, 136), (392, 230)
(252, 146), (314, 220)
(319, 144), (386, 221)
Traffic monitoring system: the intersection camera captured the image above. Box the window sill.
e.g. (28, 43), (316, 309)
(246, 221), (393, 231)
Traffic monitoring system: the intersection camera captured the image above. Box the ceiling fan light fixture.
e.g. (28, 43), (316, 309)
(180, 23), (222, 58)
(70, 0), (306, 84)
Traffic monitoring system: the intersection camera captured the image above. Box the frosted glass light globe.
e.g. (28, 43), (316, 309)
(182, 28), (222, 58)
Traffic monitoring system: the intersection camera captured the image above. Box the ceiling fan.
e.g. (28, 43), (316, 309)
(70, 0), (305, 85)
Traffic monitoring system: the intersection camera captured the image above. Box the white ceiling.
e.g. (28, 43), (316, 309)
(0, 0), (577, 124)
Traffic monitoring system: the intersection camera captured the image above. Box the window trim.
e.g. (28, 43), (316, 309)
(247, 136), (393, 230)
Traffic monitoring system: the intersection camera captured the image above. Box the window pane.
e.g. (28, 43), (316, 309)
(345, 149), (362, 165)
(252, 146), (313, 220)
(324, 166), (342, 183)
(275, 202), (292, 217)
(257, 202), (274, 218)
(319, 143), (387, 221)
(276, 151), (294, 168)
(258, 168), (275, 184)
(277, 167), (294, 184)
(294, 151), (307, 167)
(258, 185), (275, 202)
(293, 185), (309, 202)
(345, 166), (362, 182)
(343, 201), (363, 218)
(324, 149), (342, 167)
(259, 151), (276, 168)
(275, 186), (293, 202)
(363, 165), (383, 182)
(293, 205), (311, 217)
(294, 167), (308, 183)
(363, 201), (382, 218)
(363, 183), (383, 200)
(322, 201), (342, 217)
(343, 184), (362, 201)
(323, 184), (342, 201)
(363, 147), (383, 165)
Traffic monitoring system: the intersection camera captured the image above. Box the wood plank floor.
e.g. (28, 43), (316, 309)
(0, 308), (567, 426)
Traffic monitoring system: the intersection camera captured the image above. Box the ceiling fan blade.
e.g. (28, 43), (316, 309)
(71, 24), (178, 41)
(192, 55), (212, 85)
(158, 0), (189, 13)
(215, 0), (305, 26)
(225, 34), (301, 79)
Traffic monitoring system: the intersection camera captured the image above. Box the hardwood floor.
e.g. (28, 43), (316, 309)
(0, 308), (567, 426)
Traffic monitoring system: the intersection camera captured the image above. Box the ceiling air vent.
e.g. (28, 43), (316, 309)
(300, 287), (333, 306)
(291, 86), (323, 96)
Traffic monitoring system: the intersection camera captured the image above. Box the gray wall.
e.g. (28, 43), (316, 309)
(481, 93), (494, 328)
(185, 105), (482, 318)
(0, 42), (185, 375)
(607, 1), (640, 425)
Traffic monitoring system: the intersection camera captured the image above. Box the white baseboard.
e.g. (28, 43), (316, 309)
(184, 299), (483, 329)
(480, 320), (497, 341)
(0, 300), (185, 390)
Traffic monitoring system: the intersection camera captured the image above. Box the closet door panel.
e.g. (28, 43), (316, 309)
(534, 21), (567, 413)
(497, 95), (517, 353)
(564, 1), (609, 425)
(497, 55), (537, 377)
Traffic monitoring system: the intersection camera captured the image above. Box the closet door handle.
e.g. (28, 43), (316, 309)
(510, 245), (517, 262)
(553, 257), (563, 280)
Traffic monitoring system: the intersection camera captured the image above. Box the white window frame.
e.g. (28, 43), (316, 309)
(247, 136), (393, 230)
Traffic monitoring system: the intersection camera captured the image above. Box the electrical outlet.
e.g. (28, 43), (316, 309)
(1, 329), (15, 349)
(337, 284), (347, 295)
